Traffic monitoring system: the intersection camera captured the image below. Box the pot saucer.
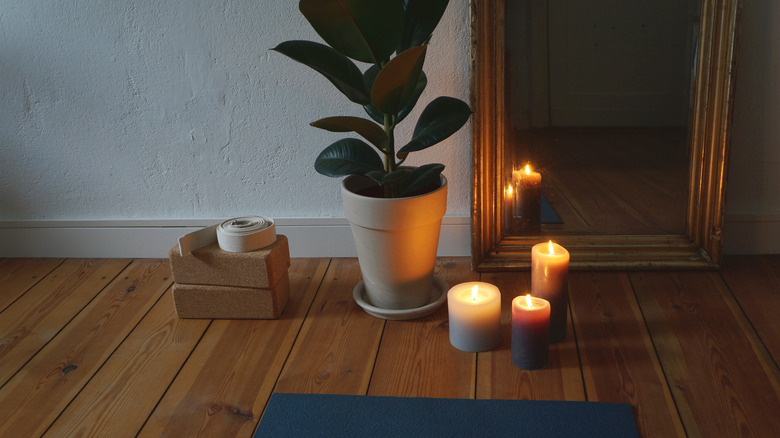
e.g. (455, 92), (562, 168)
(353, 276), (449, 320)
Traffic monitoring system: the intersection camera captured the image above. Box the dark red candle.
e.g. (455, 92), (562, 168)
(511, 294), (550, 370)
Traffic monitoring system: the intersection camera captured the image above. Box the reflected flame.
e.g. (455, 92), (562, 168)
(524, 164), (531, 174)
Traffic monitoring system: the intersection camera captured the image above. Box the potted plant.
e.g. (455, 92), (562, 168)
(272, 0), (471, 318)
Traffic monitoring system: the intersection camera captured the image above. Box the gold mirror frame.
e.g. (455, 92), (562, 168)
(471, 0), (742, 270)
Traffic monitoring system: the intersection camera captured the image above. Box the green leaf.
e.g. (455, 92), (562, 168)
(399, 0), (450, 53)
(380, 168), (413, 185)
(364, 170), (388, 185)
(371, 45), (427, 116)
(362, 66), (384, 124)
(396, 71), (427, 124)
(398, 163), (445, 196)
(397, 96), (472, 159)
(363, 68), (427, 124)
(272, 40), (370, 105)
(310, 116), (389, 150)
(299, 0), (404, 64)
(314, 138), (384, 177)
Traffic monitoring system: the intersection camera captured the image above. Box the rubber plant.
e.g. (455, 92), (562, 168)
(272, 0), (472, 198)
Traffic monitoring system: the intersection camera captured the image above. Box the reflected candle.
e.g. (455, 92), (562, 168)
(531, 241), (570, 343)
(503, 184), (515, 233)
(511, 294), (550, 370)
(447, 282), (501, 352)
(511, 164), (542, 233)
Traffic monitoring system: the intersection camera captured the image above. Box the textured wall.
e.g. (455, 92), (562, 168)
(0, 0), (471, 220)
(2, 0), (778, 227)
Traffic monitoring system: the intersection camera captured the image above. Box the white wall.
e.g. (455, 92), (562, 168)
(1, 0), (778, 257)
(723, 0), (780, 254)
(0, 0), (471, 221)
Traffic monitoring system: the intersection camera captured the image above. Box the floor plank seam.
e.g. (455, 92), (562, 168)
(42, 277), (174, 437)
(0, 259), (134, 390)
(136, 317), (215, 437)
(267, 259), (333, 404)
(365, 319), (388, 396)
(625, 272), (690, 438)
(568, 302), (588, 401)
(717, 270), (780, 371)
(0, 258), (67, 315)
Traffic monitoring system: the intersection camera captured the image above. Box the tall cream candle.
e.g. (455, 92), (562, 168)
(531, 241), (569, 343)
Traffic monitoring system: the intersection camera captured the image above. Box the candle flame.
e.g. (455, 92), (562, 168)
(471, 285), (479, 301)
(524, 164), (531, 174)
(525, 294), (533, 308)
(506, 184), (513, 195)
(548, 240), (554, 255)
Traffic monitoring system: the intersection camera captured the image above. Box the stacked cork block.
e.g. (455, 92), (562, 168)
(168, 234), (291, 319)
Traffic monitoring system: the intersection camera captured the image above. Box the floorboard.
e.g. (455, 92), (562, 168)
(0, 258), (64, 312)
(569, 272), (685, 437)
(45, 285), (209, 437)
(719, 255), (780, 364)
(0, 259), (168, 437)
(139, 258), (329, 437)
(0, 255), (778, 438)
(274, 258), (384, 395)
(368, 258), (478, 398)
(630, 271), (780, 437)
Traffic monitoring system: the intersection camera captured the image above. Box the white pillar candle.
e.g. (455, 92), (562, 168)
(531, 241), (570, 343)
(447, 282), (502, 352)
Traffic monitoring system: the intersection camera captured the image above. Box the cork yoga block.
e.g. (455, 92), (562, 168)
(172, 273), (290, 319)
(169, 234), (290, 289)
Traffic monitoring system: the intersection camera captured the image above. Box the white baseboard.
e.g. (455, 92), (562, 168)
(1, 213), (777, 259)
(0, 217), (472, 259)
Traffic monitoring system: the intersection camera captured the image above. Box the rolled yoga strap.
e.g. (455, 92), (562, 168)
(178, 216), (277, 255)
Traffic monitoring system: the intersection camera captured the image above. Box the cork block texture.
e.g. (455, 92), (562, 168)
(173, 273), (290, 319)
(169, 234), (290, 288)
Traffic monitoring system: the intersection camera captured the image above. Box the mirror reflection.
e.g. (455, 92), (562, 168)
(503, 0), (701, 236)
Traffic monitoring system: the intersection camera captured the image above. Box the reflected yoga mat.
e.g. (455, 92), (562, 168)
(541, 195), (563, 224)
(255, 393), (639, 437)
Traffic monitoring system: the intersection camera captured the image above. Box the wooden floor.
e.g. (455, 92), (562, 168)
(0, 256), (779, 437)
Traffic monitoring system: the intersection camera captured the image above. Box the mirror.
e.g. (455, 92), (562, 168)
(471, 0), (741, 270)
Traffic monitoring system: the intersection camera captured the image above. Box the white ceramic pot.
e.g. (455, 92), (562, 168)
(342, 174), (447, 310)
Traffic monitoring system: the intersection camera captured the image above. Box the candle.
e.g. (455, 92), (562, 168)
(511, 164), (542, 233)
(511, 294), (551, 370)
(447, 282), (502, 352)
(531, 241), (570, 343)
(503, 184), (515, 234)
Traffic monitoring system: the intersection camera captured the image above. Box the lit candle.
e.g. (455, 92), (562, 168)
(511, 294), (551, 369)
(511, 164), (542, 233)
(531, 240), (570, 343)
(447, 282), (501, 352)
(503, 184), (515, 233)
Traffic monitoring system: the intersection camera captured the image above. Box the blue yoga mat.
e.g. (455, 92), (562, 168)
(541, 195), (563, 224)
(256, 393), (638, 437)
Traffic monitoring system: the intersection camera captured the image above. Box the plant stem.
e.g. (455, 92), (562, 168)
(383, 114), (396, 173)
(383, 114), (397, 197)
